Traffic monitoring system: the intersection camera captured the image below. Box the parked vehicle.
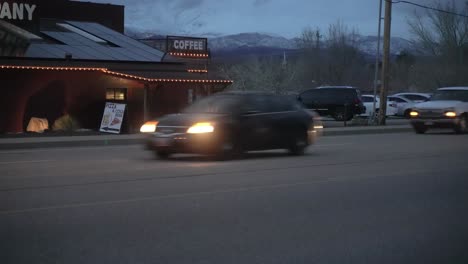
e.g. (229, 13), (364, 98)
(409, 87), (468, 134)
(392, 92), (431, 103)
(387, 95), (417, 117)
(359, 95), (398, 117)
(297, 86), (366, 121)
(141, 91), (323, 159)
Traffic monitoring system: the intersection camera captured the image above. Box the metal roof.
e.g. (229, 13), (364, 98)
(23, 20), (165, 62)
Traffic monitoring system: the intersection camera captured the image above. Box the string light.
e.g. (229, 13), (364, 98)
(187, 69), (208, 73)
(169, 52), (209, 58)
(0, 65), (233, 84)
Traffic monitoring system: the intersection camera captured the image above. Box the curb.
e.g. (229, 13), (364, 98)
(0, 126), (413, 150)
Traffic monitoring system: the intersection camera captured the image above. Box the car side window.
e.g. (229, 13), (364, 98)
(299, 90), (319, 103)
(268, 96), (299, 112)
(405, 95), (427, 101)
(243, 95), (270, 113)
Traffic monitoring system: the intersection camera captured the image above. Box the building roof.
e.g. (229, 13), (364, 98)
(18, 19), (165, 62)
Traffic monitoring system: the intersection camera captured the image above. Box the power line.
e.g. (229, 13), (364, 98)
(391, 0), (468, 18)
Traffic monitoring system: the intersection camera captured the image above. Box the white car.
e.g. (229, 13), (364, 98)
(388, 95), (418, 117)
(360, 95), (398, 117)
(392, 92), (431, 103)
(409, 87), (468, 134)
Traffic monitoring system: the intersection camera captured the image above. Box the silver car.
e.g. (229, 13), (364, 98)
(409, 87), (468, 134)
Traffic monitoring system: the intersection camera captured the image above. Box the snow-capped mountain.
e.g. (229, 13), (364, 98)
(126, 29), (416, 56)
(208, 33), (415, 55)
(209, 33), (297, 50)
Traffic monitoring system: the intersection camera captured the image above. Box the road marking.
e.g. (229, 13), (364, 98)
(0, 176), (361, 215)
(0, 160), (55, 165)
(0, 145), (140, 154)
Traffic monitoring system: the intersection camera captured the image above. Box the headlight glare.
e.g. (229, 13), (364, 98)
(187, 122), (214, 134)
(140, 121), (158, 133)
(409, 111), (419, 117)
(445, 111), (456, 117)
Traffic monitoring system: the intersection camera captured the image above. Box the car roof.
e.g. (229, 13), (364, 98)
(316, 86), (358, 89)
(217, 91), (274, 96)
(388, 95), (407, 98)
(392, 92), (431, 97)
(437, 87), (468, 91)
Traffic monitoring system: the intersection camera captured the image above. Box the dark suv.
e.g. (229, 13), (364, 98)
(297, 86), (366, 121)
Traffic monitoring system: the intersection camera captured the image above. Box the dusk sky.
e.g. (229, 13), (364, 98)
(82, 0), (463, 39)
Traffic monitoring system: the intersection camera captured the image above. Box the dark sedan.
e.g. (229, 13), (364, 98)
(141, 92), (322, 159)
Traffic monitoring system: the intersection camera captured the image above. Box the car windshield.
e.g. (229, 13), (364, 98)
(430, 90), (468, 102)
(182, 95), (241, 114)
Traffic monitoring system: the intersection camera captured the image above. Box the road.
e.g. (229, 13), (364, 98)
(1, 132), (467, 264)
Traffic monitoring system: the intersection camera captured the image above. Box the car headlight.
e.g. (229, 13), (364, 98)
(140, 121), (158, 133)
(409, 111), (419, 117)
(445, 111), (456, 117)
(187, 122), (214, 134)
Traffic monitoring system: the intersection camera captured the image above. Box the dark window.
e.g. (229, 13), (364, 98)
(403, 94), (428, 101)
(182, 95), (242, 114)
(106, 88), (127, 101)
(268, 96), (299, 112)
(244, 95), (270, 113)
(362, 96), (374, 103)
(389, 97), (407, 103)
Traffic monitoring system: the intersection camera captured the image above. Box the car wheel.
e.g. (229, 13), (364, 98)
(289, 129), (308, 155)
(454, 114), (468, 134)
(413, 125), (427, 134)
(333, 108), (352, 121)
(214, 137), (243, 160)
(404, 109), (412, 119)
(155, 150), (170, 159)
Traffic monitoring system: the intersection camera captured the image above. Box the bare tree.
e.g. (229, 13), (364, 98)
(408, 0), (468, 87)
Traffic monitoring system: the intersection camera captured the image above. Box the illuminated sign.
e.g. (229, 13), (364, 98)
(167, 36), (208, 53)
(0, 2), (36, 21)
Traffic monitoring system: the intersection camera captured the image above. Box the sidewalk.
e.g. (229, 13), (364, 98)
(0, 125), (413, 150)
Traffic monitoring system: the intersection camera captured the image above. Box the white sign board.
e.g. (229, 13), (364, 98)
(100, 102), (126, 134)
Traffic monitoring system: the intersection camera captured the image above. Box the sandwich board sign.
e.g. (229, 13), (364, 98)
(100, 102), (126, 134)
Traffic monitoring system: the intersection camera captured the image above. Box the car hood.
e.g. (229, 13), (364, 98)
(157, 113), (228, 127)
(414, 100), (462, 110)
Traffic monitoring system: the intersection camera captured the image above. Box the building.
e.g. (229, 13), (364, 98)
(0, 0), (232, 133)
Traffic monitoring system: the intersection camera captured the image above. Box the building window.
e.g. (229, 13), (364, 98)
(106, 88), (127, 101)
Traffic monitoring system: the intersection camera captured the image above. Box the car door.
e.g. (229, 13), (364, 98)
(298, 89), (328, 115)
(266, 96), (304, 148)
(238, 95), (275, 151)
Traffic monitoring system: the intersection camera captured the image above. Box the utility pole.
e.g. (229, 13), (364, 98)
(371, 0), (383, 125)
(379, 0), (392, 125)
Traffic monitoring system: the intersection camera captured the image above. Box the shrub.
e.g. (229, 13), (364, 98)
(52, 114), (81, 132)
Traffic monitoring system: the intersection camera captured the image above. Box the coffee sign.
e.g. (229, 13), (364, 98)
(0, 1), (36, 21)
(167, 36), (207, 53)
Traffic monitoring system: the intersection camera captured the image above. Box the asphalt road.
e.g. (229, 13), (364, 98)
(1, 132), (467, 264)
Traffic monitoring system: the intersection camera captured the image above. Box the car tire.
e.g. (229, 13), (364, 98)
(333, 108), (353, 121)
(214, 137), (243, 161)
(404, 109), (412, 119)
(454, 114), (468, 134)
(288, 129), (308, 155)
(155, 150), (170, 159)
(413, 125), (427, 134)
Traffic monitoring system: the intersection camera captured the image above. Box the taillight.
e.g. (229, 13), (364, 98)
(354, 98), (361, 105)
